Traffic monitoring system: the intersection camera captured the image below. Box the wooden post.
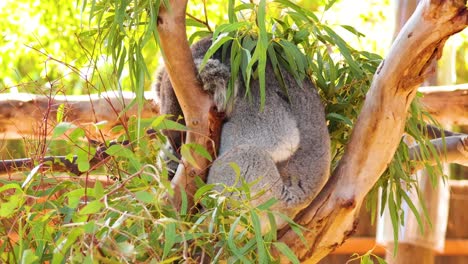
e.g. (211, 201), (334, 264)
(386, 244), (435, 264)
(382, 169), (450, 264)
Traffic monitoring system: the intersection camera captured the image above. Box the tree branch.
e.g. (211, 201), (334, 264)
(277, 1), (468, 262)
(0, 142), (123, 176)
(409, 135), (468, 172)
(422, 123), (462, 139)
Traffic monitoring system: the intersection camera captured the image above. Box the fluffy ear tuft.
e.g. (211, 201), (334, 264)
(194, 58), (237, 116)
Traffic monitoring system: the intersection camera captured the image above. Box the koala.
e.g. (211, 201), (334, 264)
(154, 37), (331, 229)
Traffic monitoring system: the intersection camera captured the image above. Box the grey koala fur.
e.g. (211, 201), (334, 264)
(154, 37), (331, 229)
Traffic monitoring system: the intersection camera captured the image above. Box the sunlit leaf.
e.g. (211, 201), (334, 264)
(163, 222), (176, 259)
(135, 191), (154, 203)
(251, 210), (268, 263)
(79, 200), (104, 215)
(152, 115), (187, 131)
(52, 122), (76, 139)
(21, 164), (42, 189)
(273, 242), (300, 264)
(180, 144), (198, 169)
(56, 103), (65, 123)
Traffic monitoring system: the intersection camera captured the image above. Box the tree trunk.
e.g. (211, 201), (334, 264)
(381, 1), (453, 263)
(156, 0), (223, 208)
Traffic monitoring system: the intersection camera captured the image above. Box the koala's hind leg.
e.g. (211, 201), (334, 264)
(207, 145), (293, 230)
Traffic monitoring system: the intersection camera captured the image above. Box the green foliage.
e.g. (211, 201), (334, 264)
(347, 249), (387, 264)
(0, 1), (90, 91)
(1, 114), (301, 263)
(192, 0), (381, 166)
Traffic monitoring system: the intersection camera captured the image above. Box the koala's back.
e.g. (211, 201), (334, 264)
(218, 62), (331, 205)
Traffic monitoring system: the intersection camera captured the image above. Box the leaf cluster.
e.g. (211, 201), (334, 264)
(366, 98), (447, 253)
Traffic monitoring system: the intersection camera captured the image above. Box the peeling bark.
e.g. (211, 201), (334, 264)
(277, 1), (468, 262)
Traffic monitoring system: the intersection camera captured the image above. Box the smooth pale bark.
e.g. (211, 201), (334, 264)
(394, 0), (419, 40)
(386, 1), (449, 262)
(277, 1), (468, 263)
(156, 0), (223, 208)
